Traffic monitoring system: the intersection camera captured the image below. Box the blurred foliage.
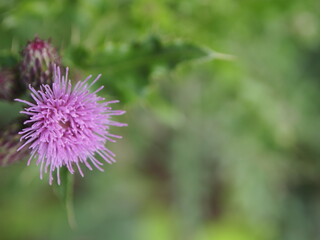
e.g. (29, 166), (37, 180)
(0, 0), (320, 240)
(64, 36), (214, 103)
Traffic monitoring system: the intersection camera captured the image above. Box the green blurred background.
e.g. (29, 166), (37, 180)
(0, 0), (320, 239)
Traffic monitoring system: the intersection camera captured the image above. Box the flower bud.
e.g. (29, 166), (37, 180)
(0, 121), (29, 166)
(20, 37), (60, 88)
(0, 67), (25, 101)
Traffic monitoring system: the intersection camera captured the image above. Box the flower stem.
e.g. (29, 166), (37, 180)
(66, 173), (77, 229)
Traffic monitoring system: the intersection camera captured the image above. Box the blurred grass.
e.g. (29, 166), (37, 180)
(0, 0), (320, 239)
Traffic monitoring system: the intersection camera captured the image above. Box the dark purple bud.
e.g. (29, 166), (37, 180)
(0, 121), (29, 166)
(0, 67), (25, 101)
(20, 37), (60, 88)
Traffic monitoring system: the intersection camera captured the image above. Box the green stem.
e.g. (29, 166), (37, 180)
(66, 173), (77, 229)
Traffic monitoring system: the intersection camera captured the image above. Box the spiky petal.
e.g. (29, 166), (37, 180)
(15, 66), (127, 184)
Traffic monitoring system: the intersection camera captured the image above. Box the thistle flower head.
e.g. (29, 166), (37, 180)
(15, 66), (127, 184)
(20, 37), (60, 88)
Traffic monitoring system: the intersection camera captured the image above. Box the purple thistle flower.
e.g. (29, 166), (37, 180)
(15, 66), (127, 185)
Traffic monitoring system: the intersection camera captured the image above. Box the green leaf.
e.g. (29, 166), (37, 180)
(92, 36), (209, 72)
(65, 36), (220, 103)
